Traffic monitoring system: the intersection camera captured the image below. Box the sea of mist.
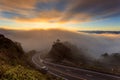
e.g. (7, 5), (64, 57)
(1, 29), (120, 58)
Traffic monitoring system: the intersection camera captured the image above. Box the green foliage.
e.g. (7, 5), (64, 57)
(0, 35), (62, 80)
(14, 42), (24, 55)
(0, 64), (12, 77)
(1, 65), (47, 80)
(48, 40), (87, 65)
(48, 40), (74, 62)
(0, 34), (24, 60)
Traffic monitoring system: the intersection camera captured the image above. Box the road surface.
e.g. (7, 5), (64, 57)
(32, 53), (120, 80)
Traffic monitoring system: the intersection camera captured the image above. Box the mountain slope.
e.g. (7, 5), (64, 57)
(0, 34), (62, 80)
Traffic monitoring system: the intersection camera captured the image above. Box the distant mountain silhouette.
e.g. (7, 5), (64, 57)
(79, 31), (120, 34)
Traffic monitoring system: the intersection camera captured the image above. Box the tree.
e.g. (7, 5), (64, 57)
(102, 53), (109, 58)
(48, 40), (73, 62)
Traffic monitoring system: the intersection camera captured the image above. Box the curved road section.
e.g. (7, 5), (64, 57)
(32, 53), (120, 80)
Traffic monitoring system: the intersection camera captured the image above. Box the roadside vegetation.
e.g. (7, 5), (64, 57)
(0, 34), (62, 80)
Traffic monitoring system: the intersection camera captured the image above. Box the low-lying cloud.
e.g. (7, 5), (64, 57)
(1, 29), (120, 58)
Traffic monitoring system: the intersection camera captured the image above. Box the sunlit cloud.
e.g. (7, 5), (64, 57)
(0, 0), (120, 23)
(0, 0), (120, 30)
(0, 22), (77, 31)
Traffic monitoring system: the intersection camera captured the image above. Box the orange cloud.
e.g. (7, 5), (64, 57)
(0, 0), (57, 16)
(12, 10), (92, 23)
(12, 10), (63, 23)
(1, 0), (119, 24)
(0, 0), (56, 10)
(0, 0), (36, 10)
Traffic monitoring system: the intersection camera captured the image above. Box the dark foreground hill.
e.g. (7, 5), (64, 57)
(0, 34), (62, 80)
(0, 34), (24, 65)
(0, 34), (23, 56)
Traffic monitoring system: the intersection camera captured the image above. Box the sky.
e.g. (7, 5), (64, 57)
(0, 0), (120, 31)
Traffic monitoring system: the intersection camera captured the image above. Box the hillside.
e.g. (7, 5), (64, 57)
(0, 34), (62, 80)
(0, 34), (24, 65)
(48, 40), (73, 62)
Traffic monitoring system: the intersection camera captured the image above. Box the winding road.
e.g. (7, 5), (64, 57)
(32, 53), (120, 80)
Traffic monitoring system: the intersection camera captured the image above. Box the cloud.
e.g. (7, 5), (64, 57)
(0, 0), (57, 17)
(0, 0), (36, 9)
(14, 9), (63, 23)
(0, 0), (56, 10)
(1, 29), (120, 58)
(0, 0), (120, 23)
(0, 0), (37, 17)
(60, 0), (120, 22)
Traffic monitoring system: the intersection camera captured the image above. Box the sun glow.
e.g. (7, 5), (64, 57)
(1, 22), (77, 31)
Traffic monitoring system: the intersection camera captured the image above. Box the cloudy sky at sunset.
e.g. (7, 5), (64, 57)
(0, 0), (120, 31)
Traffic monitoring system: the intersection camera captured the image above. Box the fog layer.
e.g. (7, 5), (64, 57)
(1, 29), (120, 58)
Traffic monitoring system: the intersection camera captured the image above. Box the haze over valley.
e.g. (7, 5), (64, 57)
(0, 0), (120, 80)
(1, 29), (120, 58)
